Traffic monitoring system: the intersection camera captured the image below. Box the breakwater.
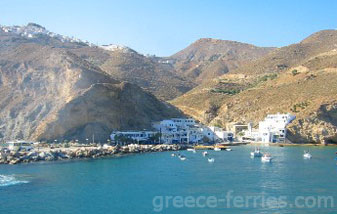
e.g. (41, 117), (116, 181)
(0, 143), (185, 165)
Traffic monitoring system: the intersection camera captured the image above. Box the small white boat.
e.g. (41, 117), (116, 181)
(171, 153), (176, 157)
(214, 147), (221, 151)
(261, 153), (272, 162)
(202, 151), (208, 157)
(187, 148), (196, 153)
(226, 148), (232, 152)
(179, 155), (186, 161)
(303, 151), (312, 159)
(208, 158), (215, 163)
(251, 148), (263, 158)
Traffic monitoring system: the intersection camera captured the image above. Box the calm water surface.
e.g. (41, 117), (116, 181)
(1, 146), (337, 214)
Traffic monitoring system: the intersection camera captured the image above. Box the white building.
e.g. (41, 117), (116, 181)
(110, 131), (157, 143)
(208, 126), (234, 142)
(258, 113), (296, 143)
(152, 118), (219, 144)
(6, 140), (34, 151)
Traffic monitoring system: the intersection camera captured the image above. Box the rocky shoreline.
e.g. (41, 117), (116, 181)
(0, 144), (186, 165)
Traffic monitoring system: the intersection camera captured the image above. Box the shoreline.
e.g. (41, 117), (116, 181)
(0, 144), (186, 165)
(2, 142), (335, 165)
(249, 142), (337, 147)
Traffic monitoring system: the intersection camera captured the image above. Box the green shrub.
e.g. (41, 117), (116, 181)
(291, 101), (309, 112)
(292, 69), (299, 76)
(210, 88), (240, 95)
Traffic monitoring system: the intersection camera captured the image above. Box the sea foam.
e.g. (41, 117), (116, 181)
(0, 175), (29, 187)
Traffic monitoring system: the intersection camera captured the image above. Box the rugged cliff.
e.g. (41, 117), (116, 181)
(0, 26), (182, 142)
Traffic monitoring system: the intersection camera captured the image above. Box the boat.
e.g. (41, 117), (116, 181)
(303, 151), (312, 159)
(208, 158), (215, 163)
(179, 155), (186, 161)
(261, 153), (272, 162)
(187, 148), (196, 153)
(214, 147), (221, 151)
(171, 153), (176, 157)
(202, 151), (208, 157)
(251, 148), (262, 158)
(226, 148), (232, 152)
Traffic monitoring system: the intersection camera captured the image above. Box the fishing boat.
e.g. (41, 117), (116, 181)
(178, 155), (186, 161)
(250, 148), (262, 158)
(187, 148), (195, 152)
(208, 158), (215, 163)
(303, 151), (312, 159)
(261, 153), (272, 162)
(202, 151), (208, 156)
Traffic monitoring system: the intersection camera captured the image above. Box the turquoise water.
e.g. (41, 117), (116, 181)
(1, 146), (337, 214)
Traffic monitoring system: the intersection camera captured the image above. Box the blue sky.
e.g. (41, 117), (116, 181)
(1, 0), (337, 56)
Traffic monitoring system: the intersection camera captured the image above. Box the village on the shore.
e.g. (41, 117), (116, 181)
(0, 113), (297, 164)
(111, 113), (296, 145)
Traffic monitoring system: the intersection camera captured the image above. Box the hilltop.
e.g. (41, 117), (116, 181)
(171, 30), (337, 143)
(169, 38), (275, 84)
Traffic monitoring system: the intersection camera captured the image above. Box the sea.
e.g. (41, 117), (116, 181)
(0, 145), (337, 214)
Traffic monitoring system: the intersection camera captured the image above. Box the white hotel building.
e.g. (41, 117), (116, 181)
(152, 118), (208, 144)
(152, 118), (233, 144)
(258, 113), (296, 143)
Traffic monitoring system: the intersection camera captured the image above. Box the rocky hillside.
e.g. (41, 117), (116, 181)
(0, 26), (182, 142)
(1, 23), (195, 101)
(171, 30), (337, 144)
(71, 45), (196, 100)
(170, 38), (275, 84)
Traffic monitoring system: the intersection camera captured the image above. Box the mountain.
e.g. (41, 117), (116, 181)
(169, 38), (275, 84)
(0, 25), (182, 142)
(70, 45), (196, 100)
(171, 30), (337, 143)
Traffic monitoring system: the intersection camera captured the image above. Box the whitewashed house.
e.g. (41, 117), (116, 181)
(258, 113), (296, 143)
(152, 118), (216, 144)
(208, 126), (234, 142)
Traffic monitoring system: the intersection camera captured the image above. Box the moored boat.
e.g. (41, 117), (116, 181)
(208, 158), (215, 163)
(261, 153), (272, 162)
(214, 147), (221, 151)
(251, 148), (262, 158)
(202, 151), (208, 157)
(178, 155), (186, 161)
(303, 151), (312, 159)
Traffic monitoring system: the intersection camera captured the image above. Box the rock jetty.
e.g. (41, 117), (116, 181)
(0, 143), (186, 165)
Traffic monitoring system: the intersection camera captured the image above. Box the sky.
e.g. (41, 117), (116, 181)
(1, 0), (337, 56)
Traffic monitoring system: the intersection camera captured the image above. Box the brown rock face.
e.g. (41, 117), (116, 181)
(37, 82), (182, 142)
(71, 46), (196, 101)
(0, 29), (182, 142)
